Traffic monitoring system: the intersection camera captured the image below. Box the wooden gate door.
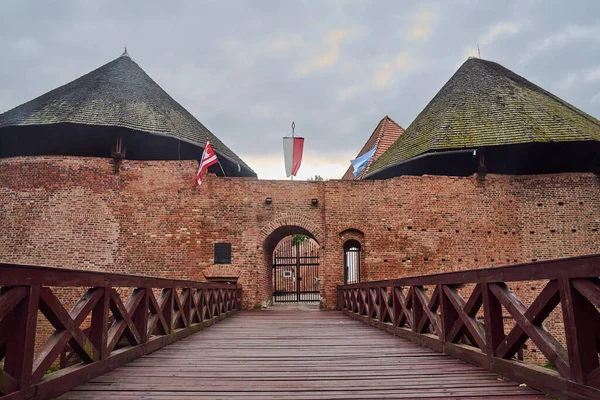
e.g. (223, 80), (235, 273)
(273, 238), (319, 302)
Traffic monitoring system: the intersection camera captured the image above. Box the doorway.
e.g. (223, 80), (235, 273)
(272, 235), (320, 303)
(344, 239), (361, 284)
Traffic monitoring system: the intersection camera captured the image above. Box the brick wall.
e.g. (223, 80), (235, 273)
(2, 157), (600, 308)
(1, 156), (600, 363)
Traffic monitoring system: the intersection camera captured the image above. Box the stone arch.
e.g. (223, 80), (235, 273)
(338, 228), (366, 284)
(338, 227), (365, 244)
(259, 214), (324, 247)
(257, 215), (324, 307)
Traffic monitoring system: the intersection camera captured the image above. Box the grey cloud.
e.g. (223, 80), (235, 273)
(1, 0), (599, 168)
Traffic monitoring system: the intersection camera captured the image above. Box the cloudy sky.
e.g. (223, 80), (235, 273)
(1, 0), (600, 179)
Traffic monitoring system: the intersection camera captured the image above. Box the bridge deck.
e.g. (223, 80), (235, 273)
(60, 310), (545, 399)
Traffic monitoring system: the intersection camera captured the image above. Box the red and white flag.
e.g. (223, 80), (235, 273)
(195, 141), (219, 186)
(283, 137), (304, 177)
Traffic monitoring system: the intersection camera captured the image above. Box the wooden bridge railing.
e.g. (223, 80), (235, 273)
(0, 263), (242, 399)
(337, 254), (600, 400)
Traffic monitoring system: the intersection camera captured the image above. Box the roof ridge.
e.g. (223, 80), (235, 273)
(383, 115), (403, 129)
(358, 119), (386, 179)
(376, 116), (388, 147)
(341, 115), (406, 180)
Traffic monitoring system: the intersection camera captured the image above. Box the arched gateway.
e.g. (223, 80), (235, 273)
(260, 216), (324, 305)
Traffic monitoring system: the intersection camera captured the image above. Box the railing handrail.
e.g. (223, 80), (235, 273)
(337, 254), (600, 400)
(0, 263), (242, 399)
(0, 262), (240, 289)
(338, 254), (600, 288)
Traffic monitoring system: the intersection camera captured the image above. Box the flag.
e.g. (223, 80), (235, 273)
(351, 145), (377, 177)
(195, 141), (219, 186)
(283, 137), (304, 178)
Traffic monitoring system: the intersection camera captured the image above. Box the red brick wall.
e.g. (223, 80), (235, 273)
(2, 157), (600, 310)
(2, 156), (600, 365)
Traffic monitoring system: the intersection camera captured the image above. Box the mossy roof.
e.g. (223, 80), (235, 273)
(367, 58), (600, 177)
(0, 51), (253, 174)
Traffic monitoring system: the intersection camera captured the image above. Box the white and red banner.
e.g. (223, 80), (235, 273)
(283, 137), (304, 178)
(195, 141), (219, 186)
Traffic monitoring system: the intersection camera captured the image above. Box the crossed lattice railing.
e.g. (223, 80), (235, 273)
(0, 263), (242, 399)
(337, 254), (600, 400)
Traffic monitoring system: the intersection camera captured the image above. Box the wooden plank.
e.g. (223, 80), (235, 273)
(337, 254), (600, 288)
(345, 305), (600, 400)
(132, 288), (149, 344)
(482, 282), (504, 361)
(0, 368), (18, 395)
(444, 285), (485, 350)
(106, 288), (142, 350)
(147, 289), (169, 336)
(414, 285), (441, 335)
(0, 286), (28, 321)
(32, 288), (103, 382)
(495, 280), (560, 360)
(0, 263), (241, 290)
(90, 287), (110, 360)
(490, 283), (569, 377)
(38, 287), (99, 363)
(61, 310), (546, 400)
(4, 286), (39, 391)
(34, 310), (237, 399)
(560, 278), (600, 386)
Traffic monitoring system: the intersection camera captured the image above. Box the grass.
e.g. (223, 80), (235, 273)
(46, 365), (60, 375)
(542, 360), (556, 371)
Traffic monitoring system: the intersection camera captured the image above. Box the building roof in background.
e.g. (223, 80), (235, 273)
(0, 51), (254, 174)
(367, 58), (600, 177)
(341, 116), (405, 179)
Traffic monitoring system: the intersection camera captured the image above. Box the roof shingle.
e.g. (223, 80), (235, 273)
(367, 58), (600, 177)
(342, 116), (405, 179)
(0, 53), (253, 174)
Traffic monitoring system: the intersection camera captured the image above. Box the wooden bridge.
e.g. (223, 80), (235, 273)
(1, 256), (600, 399)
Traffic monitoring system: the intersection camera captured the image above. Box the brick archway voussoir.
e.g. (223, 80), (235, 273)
(259, 214), (324, 246)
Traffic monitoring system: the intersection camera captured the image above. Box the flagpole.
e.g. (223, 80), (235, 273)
(291, 121), (295, 181)
(217, 161), (226, 177)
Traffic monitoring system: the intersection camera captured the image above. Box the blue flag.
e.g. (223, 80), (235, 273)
(351, 145), (377, 177)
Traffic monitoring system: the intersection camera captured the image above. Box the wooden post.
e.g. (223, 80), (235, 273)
(4, 286), (39, 390)
(412, 286), (424, 334)
(482, 283), (504, 366)
(378, 288), (386, 322)
(392, 287), (401, 327)
(295, 243), (301, 303)
(159, 288), (174, 334)
(183, 288), (193, 325)
(132, 288), (149, 344)
(236, 286), (243, 311)
(0, 264), (242, 399)
(90, 286), (110, 360)
(560, 278), (599, 384)
(439, 284), (457, 344)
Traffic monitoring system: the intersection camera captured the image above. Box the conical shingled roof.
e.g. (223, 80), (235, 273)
(0, 52), (254, 175)
(367, 58), (600, 177)
(341, 116), (404, 179)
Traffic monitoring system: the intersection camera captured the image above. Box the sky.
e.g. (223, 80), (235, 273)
(1, 0), (600, 179)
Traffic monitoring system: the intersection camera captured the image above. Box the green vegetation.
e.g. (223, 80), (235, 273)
(46, 365), (60, 375)
(542, 360), (556, 371)
(292, 234), (308, 246)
